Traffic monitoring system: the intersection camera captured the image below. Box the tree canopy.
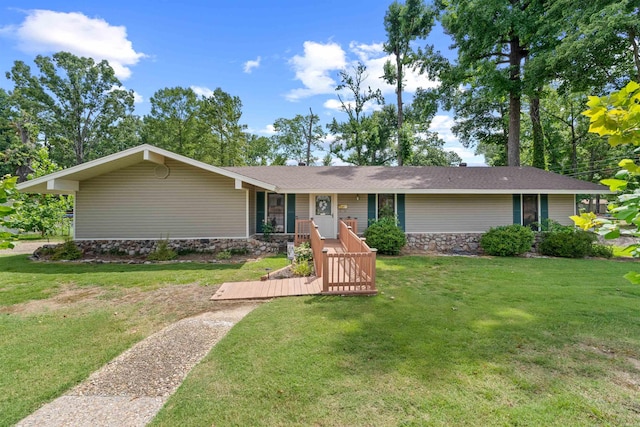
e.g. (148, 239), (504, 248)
(6, 52), (136, 168)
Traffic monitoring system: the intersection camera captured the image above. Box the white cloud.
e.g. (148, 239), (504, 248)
(310, 41), (439, 116)
(286, 41), (347, 101)
(323, 97), (382, 114)
(323, 98), (345, 112)
(243, 56), (261, 73)
(253, 124), (276, 135)
(429, 114), (486, 165)
(2, 10), (145, 80)
(346, 41), (439, 96)
(132, 90), (144, 104)
(429, 115), (457, 144)
(190, 85), (214, 98)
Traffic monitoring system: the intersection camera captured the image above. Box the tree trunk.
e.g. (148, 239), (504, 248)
(396, 52), (404, 166)
(530, 90), (545, 169)
(507, 36), (525, 167)
(306, 108), (313, 166)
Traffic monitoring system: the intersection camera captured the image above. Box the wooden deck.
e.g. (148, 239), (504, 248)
(211, 238), (375, 301)
(211, 276), (322, 300)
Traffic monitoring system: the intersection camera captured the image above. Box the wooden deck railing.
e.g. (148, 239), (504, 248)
(339, 220), (367, 253)
(294, 218), (376, 295)
(341, 218), (358, 235)
(322, 220), (376, 295)
(309, 222), (325, 278)
(294, 219), (312, 245)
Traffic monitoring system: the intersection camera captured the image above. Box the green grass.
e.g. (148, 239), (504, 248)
(152, 256), (640, 426)
(0, 253), (288, 426)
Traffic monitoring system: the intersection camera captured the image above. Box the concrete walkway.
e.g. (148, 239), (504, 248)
(16, 304), (259, 427)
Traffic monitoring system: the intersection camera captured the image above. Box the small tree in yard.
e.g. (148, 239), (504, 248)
(572, 81), (640, 283)
(0, 175), (18, 249)
(364, 216), (406, 255)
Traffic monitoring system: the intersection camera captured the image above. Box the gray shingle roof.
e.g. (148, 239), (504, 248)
(224, 165), (608, 194)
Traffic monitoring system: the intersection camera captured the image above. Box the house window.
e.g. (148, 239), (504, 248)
(522, 194), (539, 229)
(267, 193), (285, 233)
(378, 194), (395, 218)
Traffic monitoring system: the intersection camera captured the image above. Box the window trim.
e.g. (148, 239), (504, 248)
(521, 194), (540, 230)
(376, 193), (397, 219)
(263, 192), (286, 234)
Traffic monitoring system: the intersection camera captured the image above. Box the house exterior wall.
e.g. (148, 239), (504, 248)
(337, 194), (368, 225)
(548, 194), (576, 226)
(75, 159), (247, 239)
(295, 193), (309, 220)
(249, 186), (256, 235)
(405, 194), (513, 233)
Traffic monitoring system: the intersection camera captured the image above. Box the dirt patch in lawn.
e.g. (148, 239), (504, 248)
(0, 283), (248, 320)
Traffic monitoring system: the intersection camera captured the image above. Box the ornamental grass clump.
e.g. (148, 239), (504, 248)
(147, 238), (177, 261)
(50, 239), (82, 260)
(480, 224), (534, 256)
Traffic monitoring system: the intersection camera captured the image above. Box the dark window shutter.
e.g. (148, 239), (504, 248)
(513, 194), (522, 225)
(541, 194), (548, 225)
(367, 194), (376, 225)
(286, 194), (296, 233)
(397, 194), (405, 231)
(256, 191), (265, 232)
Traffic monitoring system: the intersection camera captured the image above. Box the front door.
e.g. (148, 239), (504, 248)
(311, 194), (336, 238)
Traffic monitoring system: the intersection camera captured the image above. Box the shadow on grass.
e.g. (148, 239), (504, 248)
(301, 255), (639, 383)
(0, 254), (244, 275)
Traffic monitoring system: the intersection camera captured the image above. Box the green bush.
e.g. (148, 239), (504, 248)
(590, 243), (614, 259)
(294, 242), (313, 262)
(216, 250), (232, 260)
(291, 260), (313, 277)
(50, 239), (82, 260)
(363, 216), (406, 255)
(538, 229), (596, 258)
(480, 225), (534, 256)
(147, 239), (177, 261)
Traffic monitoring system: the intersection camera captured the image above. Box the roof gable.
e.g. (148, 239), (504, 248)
(16, 144), (276, 194)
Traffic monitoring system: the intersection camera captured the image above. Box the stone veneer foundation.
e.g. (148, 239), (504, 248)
(72, 236), (290, 257)
(403, 233), (483, 254)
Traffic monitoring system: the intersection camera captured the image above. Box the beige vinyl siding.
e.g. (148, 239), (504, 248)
(337, 194), (368, 226)
(295, 194), (309, 220)
(76, 159), (247, 239)
(249, 188), (256, 235)
(405, 194), (513, 233)
(548, 194), (575, 226)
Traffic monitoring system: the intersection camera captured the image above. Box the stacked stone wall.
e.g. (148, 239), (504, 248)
(72, 236), (287, 257)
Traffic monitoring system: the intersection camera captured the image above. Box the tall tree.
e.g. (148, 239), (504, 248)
(543, 0), (640, 93)
(5, 52), (135, 167)
(437, 0), (546, 166)
(198, 88), (247, 166)
(245, 134), (277, 166)
(383, 0), (437, 166)
(272, 113), (325, 165)
(142, 87), (202, 158)
(327, 63), (385, 165)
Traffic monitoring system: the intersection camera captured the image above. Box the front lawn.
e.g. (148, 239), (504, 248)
(2, 252), (639, 426)
(0, 253), (287, 426)
(153, 256), (640, 426)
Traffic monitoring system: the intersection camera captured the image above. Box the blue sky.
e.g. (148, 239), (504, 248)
(0, 0), (486, 165)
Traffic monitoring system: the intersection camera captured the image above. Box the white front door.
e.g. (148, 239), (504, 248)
(311, 194), (336, 238)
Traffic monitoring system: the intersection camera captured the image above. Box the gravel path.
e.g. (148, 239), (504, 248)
(16, 303), (260, 427)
